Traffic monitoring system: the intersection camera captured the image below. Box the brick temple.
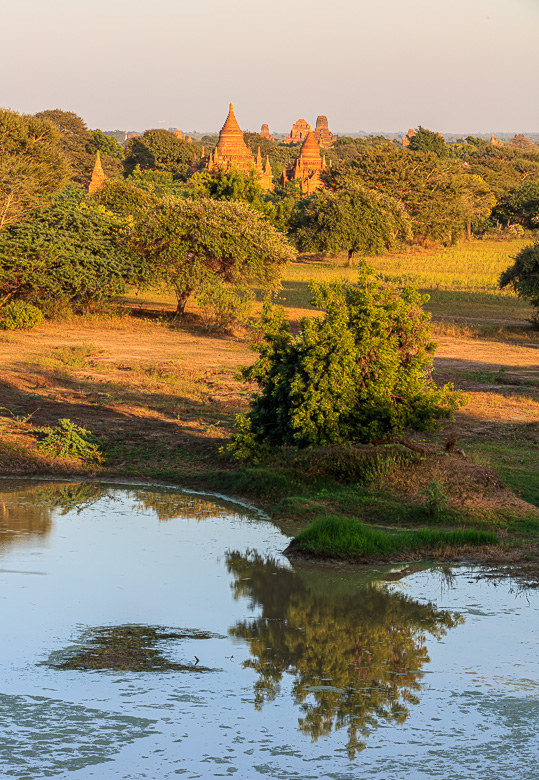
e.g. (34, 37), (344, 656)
(282, 129), (327, 195)
(204, 103), (273, 190)
(313, 115), (334, 148)
(285, 118), (312, 145)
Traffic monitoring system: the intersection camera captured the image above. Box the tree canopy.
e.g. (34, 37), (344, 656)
(124, 129), (200, 179)
(500, 242), (539, 326)
(229, 264), (465, 454)
(293, 185), (411, 264)
(130, 198), (295, 314)
(35, 108), (122, 184)
(408, 126), (447, 157)
(0, 184), (138, 309)
(0, 108), (69, 231)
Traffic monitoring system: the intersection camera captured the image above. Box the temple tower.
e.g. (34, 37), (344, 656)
(88, 151), (106, 194)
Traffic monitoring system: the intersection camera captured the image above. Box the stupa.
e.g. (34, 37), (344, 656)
(282, 130), (326, 195)
(204, 104), (273, 190)
(88, 151), (106, 194)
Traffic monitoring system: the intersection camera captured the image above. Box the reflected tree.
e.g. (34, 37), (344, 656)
(226, 551), (463, 758)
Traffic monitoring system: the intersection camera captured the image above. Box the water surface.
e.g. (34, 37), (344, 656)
(0, 479), (537, 778)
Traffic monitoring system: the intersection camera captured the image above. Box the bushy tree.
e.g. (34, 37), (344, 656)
(0, 109), (69, 230)
(87, 129), (124, 160)
(130, 198), (295, 315)
(124, 129), (199, 179)
(492, 181), (539, 229)
(293, 185), (411, 265)
(35, 108), (122, 184)
(500, 242), (539, 326)
(408, 126), (447, 158)
(229, 264), (465, 455)
(0, 184), (139, 309)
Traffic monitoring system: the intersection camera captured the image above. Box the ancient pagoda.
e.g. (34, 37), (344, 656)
(313, 115), (334, 148)
(88, 151), (106, 194)
(285, 118), (312, 145)
(204, 104), (273, 190)
(282, 130), (326, 195)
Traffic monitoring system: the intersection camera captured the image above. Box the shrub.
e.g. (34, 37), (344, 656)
(196, 283), (254, 333)
(34, 418), (103, 464)
(500, 241), (539, 327)
(229, 264), (466, 458)
(0, 300), (43, 329)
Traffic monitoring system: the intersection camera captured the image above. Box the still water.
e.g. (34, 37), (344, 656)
(0, 479), (538, 779)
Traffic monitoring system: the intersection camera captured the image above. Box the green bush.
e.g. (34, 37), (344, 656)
(229, 264), (466, 458)
(196, 283), (254, 333)
(34, 418), (103, 464)
(0, 300), (43, 329)
(500, 241), (539, 327)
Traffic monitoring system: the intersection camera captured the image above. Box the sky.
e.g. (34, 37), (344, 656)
(1, 0), (538, 135)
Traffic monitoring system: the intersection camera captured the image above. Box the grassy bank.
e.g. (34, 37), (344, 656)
(0, 238), (538, 565)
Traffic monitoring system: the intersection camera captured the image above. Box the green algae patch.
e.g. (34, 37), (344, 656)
(48, 625), (222, 672)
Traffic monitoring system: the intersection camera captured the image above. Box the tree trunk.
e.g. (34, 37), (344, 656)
(346, 249), (354, 268)
(466, 218), (472, 241)
(174, 288), (192, 317)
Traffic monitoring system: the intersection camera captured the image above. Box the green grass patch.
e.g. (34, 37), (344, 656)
(292, 514), (498, 559)
(468, 440), (539, 507)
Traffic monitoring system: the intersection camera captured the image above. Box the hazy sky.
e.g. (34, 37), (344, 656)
(1, 0), (538, 134)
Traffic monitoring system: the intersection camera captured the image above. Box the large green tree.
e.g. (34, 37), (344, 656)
(293, 185), (411, 265)
(500, 242), (539, 326)
(35, 109), (122, 184)
(0, 109), (69, 231)
(408, 126), (448, 158)
(124, 129), (200, 179)
(0, 184), (138, 309)
(130, 198), (295, 315)
(230, 264), (465, 453)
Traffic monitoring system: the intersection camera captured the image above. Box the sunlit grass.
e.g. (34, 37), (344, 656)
(292, 514), (498, 558)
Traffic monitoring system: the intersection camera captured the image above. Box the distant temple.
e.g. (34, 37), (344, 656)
(490, 135), (504, 147)
(401, 128), (415, 147)
(285, 118), (312, 145)
(203, 104), (273, 190)
(313, 116), (334, 148)
(260, 123), (274, 141)
(282, 130), (326, 195)
(88, 151), (106, 194)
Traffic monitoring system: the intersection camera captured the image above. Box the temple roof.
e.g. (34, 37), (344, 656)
(299, 130), (321, 164)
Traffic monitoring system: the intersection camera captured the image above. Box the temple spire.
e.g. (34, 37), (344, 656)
(88, 150), (106, 194)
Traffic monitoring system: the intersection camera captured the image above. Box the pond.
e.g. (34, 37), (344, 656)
(0, 478), (538, 779)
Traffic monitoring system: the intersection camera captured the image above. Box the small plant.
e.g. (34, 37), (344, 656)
(34, 418), (103, 464)
(196, 283), (254, 333)
(0, 300), (43, 330)
(423, 480), (448, 518)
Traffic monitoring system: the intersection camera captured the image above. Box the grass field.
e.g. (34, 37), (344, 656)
(0, 237), (538, 566)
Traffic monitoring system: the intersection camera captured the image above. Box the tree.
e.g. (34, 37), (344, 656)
(130, 199), (295, 315)
(293, 185), (411, 266)
(408, 126), (447, 157)
(492, 181), (539, 229)
(499, 242), (539, 327)
(124, 129), (199, 179)
(229, 264), (465, 453)
(0, 184), (139, 309)
(322, 147), (495, 245)
(0, 109), (69, 231)
(35, 108), (122, 184)
(87, 129), (124, 160)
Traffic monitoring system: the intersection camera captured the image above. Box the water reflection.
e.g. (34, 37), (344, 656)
(227, 551), (464, 759)
(132, 489), (236, 523)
